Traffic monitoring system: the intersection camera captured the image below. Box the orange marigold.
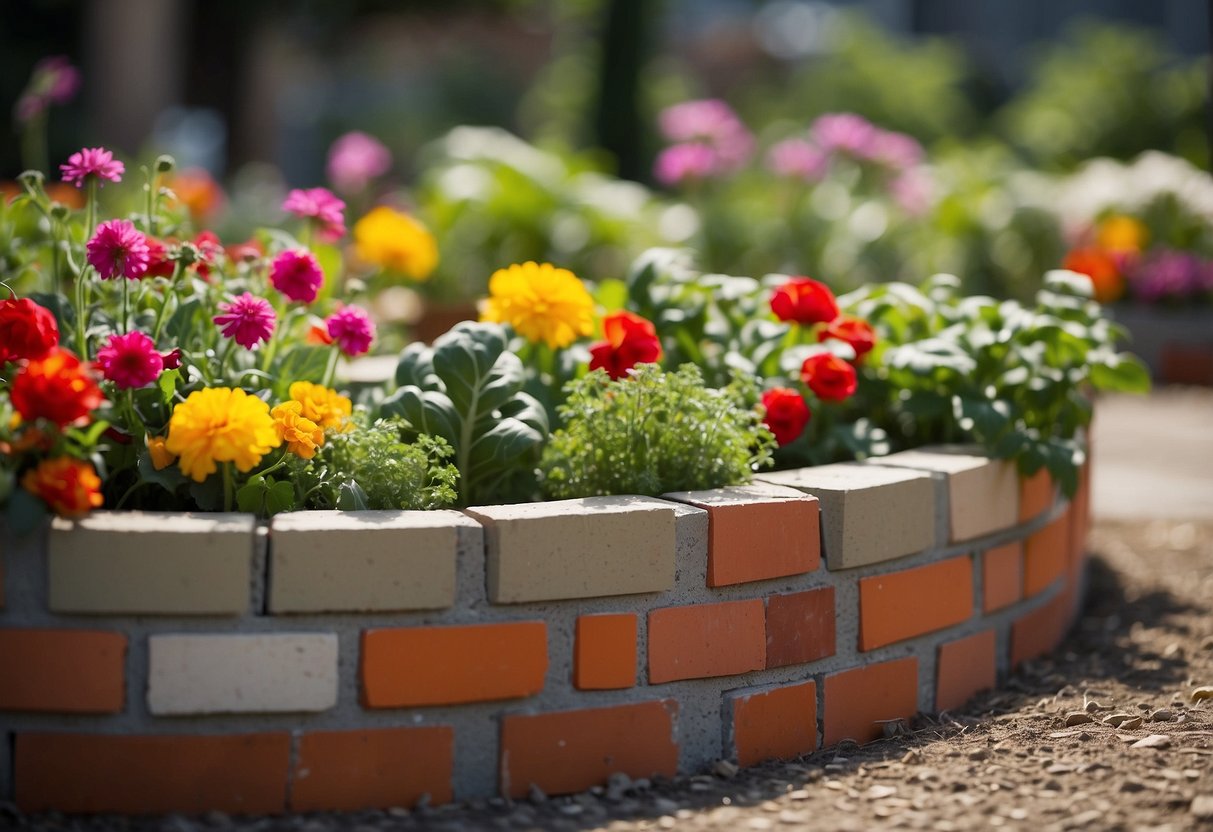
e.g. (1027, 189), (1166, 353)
(22, 456), (103, 516)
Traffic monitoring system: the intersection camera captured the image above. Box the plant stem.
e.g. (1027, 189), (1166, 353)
(320, 346), (340, 389)
(74, 267), (89, 358)
(121, 276), (129, 334)
(20, 112), (48, 175)
(85, 178), (98, 240)
(144, 165), (156, 235)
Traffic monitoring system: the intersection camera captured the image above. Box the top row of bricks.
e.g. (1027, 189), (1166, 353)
(36, 447), (1054, 616)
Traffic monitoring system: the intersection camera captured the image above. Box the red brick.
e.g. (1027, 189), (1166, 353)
(823, 657), (919, 746)
(500, 700), (679, 798)
(982, 543), (1023, 613)
(858, 556), (973, 651)
(362, 622), (547, 707)
(765, 587), (835, 668)
(672, 489), (820, 587)
(1024, 513), (1069, 597)
(0, 629), (126, 713)
(15, 732), (290, 814)
(648, 600), (765, 683)
(291, 727), (453, 811)
(729, 680), (817, 767)
(936, 630), (997, 712)
(1160, 343), (1213, 385)
(574, 614), (637, 690)
(1019, 470), (1054, 522)
(1011, 592), (1071, 666)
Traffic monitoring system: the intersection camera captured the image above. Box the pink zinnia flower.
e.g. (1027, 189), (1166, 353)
(86, 219), (150, 280)
(15, 56), (80, 122)
(282, 187), (347, 243)
(869, 130), (925, 171)
(269, 249), (325, 304)
(60, 147), (125, 188)
(327, 132), (392, 193)
(654, 143), (721, 187)
(658, 99), (753, 169)
(96, 331), (163, 389)
(767, 138), (828, 181)
(214, 293), (276, 349)
(810, 113), (879, 158)
(325, 305), (376, 356)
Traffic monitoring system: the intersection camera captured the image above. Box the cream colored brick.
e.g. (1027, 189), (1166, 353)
(758, 463), (935, 569)
(465, 497), (677, 603)
(48, 513), (254, 615)
(147, 633), (338, 715)
(268, 510), (478, 613)
(868, 446), (1019, 542)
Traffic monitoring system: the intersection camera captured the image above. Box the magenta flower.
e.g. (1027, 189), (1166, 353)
(766, 138), (828, 181)
(15, 56), (80, 122)
(889, 169), (933, 217)
(214, 293), (276, 349)
(282, 187), (347, 243)
(869, 130), (925, 171)
(654, 143), (721, 187)
(60, 147), (125, 188)
(658, 99), (753, 170)
(96, 331), (163, 389)
(325, 305), (376, 356)
(327, 131), (392, 193)
(809, 113), (879, 158)
(86, 219), (150, 280)
(269, 249), (325, 304)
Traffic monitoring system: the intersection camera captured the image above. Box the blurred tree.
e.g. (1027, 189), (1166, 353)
(593, 0), (652, 181)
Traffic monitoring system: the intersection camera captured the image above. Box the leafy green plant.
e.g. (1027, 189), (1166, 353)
(539, 363), (776, 499)
(379, 321), (548, 506)
(284, 415), (457, 512)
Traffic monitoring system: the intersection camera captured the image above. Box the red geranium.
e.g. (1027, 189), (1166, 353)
(800, 352), (857, 402)
(770, 277), (839, 325)
(10, 347), (104, 426)
(761, 387), (810, 445)
(819, 316), (876, 361)
(0, 297), (59, 364)
(1063, 247), (1123, 304)
(588, 311), (663, 379)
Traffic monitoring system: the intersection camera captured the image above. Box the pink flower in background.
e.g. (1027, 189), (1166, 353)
(325, 305), (376, 356)
(869, 130), (925, 171)
(213, 293), (276, 349)
(86, 220), (150, 280)
(15, 56), (80, 122)
(60, 147), (124, 188)
(809, 113), (879, 158)
(282, 187), (347, 243)
(658, 99), (753, 171)
(766, 138), (828, 181)
(889, 169), (933, 217)
(269, 249), (324, 304)
(96, 331), (163, 389)
(1129, 250), (1213, 303)
(327, 131), (392, 193)
(654, 143), (720, 186)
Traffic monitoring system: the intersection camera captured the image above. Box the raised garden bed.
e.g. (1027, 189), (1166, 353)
(0, 449), (1090, 815)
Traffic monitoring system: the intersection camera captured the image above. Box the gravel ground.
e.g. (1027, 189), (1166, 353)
(4, 517), (1211, 832)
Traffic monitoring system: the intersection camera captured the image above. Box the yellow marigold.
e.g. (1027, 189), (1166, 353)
(271, 401), (325, 459)
(353, 206), (438, 280)
(289, 381), (353, 431)
(146, 434), (176, 471)
(480, 261), (594, 349)
(22, 456), (103, 517)
(1097, 215), (1147, 254)
(165, 387), (282, 482)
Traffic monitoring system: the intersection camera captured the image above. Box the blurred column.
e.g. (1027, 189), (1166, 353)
(85, 0), (186, 153)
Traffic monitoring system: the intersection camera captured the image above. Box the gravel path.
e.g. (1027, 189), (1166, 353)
(5, 518), (1211, 831)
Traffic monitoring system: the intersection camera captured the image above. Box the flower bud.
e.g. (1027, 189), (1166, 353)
(155, 155), (176, 173)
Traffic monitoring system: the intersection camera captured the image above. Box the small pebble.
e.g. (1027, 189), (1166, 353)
(1103, 713), (1134, 727)
(1151, 709), (1174, 722)
(1131, 734), (1172, 749)
(1118, 716), (1144, 730)
(1065, 712), (1094, 726)
(713, 759), (739, 778)
(1192, 795), (1213, 819)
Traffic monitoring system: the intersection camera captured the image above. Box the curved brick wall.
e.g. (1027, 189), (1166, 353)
(0, 445), (1092, 815)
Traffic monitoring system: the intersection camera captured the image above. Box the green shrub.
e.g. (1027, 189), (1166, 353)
(539, 364), (775, 499)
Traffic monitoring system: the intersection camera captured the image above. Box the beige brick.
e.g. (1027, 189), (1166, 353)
(868, 446), (1019, 542)
(268, 510), (478, 613)
(465, 497), (676, 603)
(148, 634), (338, 715)
(49, 513), (254, 615)
(758, 463), (934, 570)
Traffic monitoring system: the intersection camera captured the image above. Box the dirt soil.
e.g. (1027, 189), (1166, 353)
(4, 519), (1212, 832)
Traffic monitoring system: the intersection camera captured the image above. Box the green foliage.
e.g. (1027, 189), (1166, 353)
(539, 364), (776, 499)
(999, 21), (1209, 169)
(290, 415), (458, 511)
(380, 321), (548, 506)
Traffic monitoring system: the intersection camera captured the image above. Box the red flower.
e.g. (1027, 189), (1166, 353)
(161, 348), (182, 370)
(819, 316), (876, 361)
(1063, 247), (1124, 304)
(22, 456), (103, 516)
(192, 231), (224, 280)
(0, 297), (59, 364)
(588, 311), (663, 379)
(800, 352), (857, 402)
(761, 387), (810, 445)
(770, 277), (839, 325)
(10, 347), (104, 426)
(144, 237), (176, 278)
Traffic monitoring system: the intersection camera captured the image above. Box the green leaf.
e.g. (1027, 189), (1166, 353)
(235, 481), (264, 514)
(1089, 352), (1151, 393)
(271, 346), (331, 399)
(157, 369), (181, 405)
(265, 479), (296, 516)
(335, 479), (369, 510)
(136, 452), (187, 494)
